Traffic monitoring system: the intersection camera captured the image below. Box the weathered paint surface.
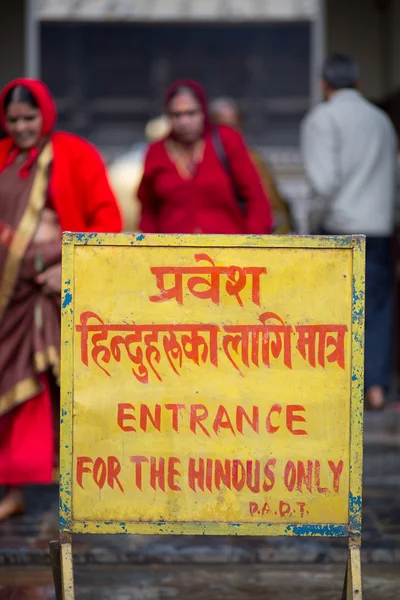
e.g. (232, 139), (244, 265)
(59, 234), (364, 538)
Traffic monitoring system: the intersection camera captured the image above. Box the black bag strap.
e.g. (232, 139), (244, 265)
(212, 126), (245, 212)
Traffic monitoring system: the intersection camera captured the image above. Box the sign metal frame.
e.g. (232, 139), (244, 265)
(51, 233), (365, 600)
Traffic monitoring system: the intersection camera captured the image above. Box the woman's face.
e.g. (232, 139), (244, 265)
(6, 102), (42, 150)
(168, 91), (204, 144)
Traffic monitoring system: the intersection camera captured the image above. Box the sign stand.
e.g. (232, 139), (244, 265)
(50, 233), (365, 600)
(49, 534), (363, 600)
(50, 534), (74, 600)
(342, 541), (362, 599)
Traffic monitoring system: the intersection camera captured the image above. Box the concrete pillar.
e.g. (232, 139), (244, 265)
(0, 0), (39, 89)
(325, 0), (383, 101)
(25, 0), (40, 79)
(310, 0), (326, 106)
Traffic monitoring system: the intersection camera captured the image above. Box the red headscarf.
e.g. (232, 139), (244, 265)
(0, 78), (57, 177)
(164, 79), (212, 135)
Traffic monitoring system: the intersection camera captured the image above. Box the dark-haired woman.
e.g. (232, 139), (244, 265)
(138, 80), (273, 234)
(0, 78), (122, 518)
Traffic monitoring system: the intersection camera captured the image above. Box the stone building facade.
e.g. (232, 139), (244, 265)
(40, 0), (317, 21)
(40, 0), (319, 152)
(39, 0), (319, 231)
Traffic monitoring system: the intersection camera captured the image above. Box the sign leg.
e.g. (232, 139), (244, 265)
(341, 542), (362, 599)
(49, 540), (62, 600)
(60, 532), (75, 600)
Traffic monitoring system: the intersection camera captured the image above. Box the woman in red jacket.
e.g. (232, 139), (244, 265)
(138, 80), (273, 234)
(0, 78), (122, 519)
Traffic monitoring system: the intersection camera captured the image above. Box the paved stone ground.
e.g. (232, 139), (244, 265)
(1, 411), (400, 568)
(0, 564), (399, 600)
(0, 406), (399, 600)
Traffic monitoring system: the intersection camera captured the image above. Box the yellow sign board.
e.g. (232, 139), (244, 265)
(59, 233), (364, 539)
(54, 234), (365, 598)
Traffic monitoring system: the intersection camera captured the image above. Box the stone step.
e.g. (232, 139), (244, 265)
(363, 411), (400, 445)
(0, 411), (398, 567)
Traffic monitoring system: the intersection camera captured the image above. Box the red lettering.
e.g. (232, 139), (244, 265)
(190, 405), (210, 437)
(246, 460), (261, 493)
(286, 405), (307, 435)
(215, 459), (231, 490)
(117, 403), (136, 432)
(261, 502), (273, 516)
(93, 457), (107, 489)
(249, 502), (259, 516)
(297, 460), (313, 493)
(328, 460), (344, 493)
(266, 404), (281, 433)
(236, 405), (259, 434)
(188, 458), (205, 491)
(76, 456), (93, 489)
(315, 460), (329, 494)
(296, 501), (306, 518)
(129, 456), (149, 490)
(279, 501), (291, 517)
(206, 458), (214, 492)
(165, 404), (185, 431)
(150, 456), (165, 491)
(168, 457), (181, 491)
(140, 404), (161, 432)
(263, 458), (276, 491)
(284, 460), (296, 492)
(107, 456), (124, 492)
(213, 405), (236, 436)
(77, 456), (124, 491)
(232, 460), (246, 491)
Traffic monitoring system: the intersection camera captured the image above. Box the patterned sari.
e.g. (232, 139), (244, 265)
(0, 143), (61, 484)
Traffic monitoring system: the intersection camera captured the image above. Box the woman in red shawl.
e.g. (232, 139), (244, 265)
(138, 80), (273, 234)
(0, 78), (122, 519)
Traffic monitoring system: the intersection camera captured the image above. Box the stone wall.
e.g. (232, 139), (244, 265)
(40, 0), (317, 21)
(0, 1), (25, 89)
(41, 21), (311, 149)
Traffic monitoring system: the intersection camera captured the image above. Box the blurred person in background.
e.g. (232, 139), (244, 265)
(0, 78), (122, 519)
(138, 79), (273, 235)
(108, 115), (170, 230)
(301, 54), (397, 411)
(210, 97), (293, 234)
